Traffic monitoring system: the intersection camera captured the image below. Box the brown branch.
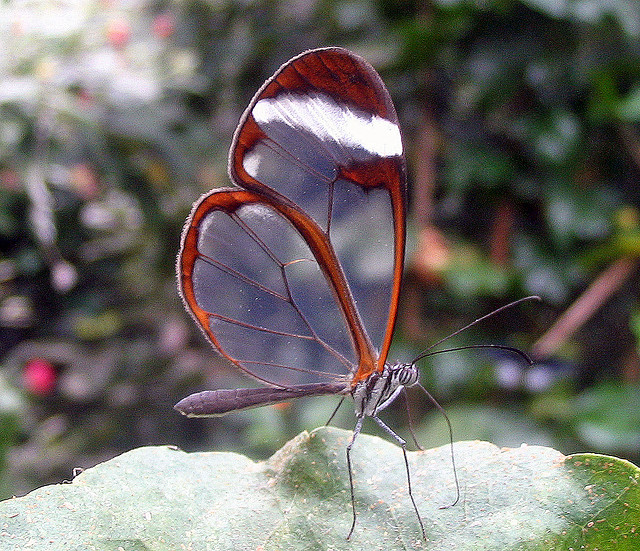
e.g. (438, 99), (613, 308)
(489, 198), (515, 267)
(412, 105), (440, 226)
(618, 123), (640, 172)
(531, 255), (639, 358)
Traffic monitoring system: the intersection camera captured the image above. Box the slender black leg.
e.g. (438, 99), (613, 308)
(402, 387), (423, 450)
(372, 415), (426, 540)
(417, 383), (460, 508)
(346, 415), (364, 540)
(326, 396), (345, 426)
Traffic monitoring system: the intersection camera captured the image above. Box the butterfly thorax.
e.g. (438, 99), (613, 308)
(352, 362), (419, 417)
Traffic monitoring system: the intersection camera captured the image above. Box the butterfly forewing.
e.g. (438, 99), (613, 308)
(179, 48), (406, 388)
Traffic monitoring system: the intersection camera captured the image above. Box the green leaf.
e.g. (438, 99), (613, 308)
(444, 251), (513, 296)
(616, 86), (640, 121)
(544, 184), (615, 248)
(1, 426), (638, 549)
(443, 143), (516, 192)
(571, 382), (640, 456)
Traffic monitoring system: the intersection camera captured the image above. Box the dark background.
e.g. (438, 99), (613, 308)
(1, 0), (639, 499)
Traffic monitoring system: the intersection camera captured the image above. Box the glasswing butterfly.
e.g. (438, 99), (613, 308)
(175, 46), (532, 539)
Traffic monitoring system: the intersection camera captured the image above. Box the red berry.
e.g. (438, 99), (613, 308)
(23, 358), (57, 396)
(153, 12), (175, 39)
(107, 18), (130, 49)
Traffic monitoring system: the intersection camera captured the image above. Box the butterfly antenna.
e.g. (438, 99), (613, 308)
(408, 296), (540, 510)
(412, 295), (540, 364)
(415, 343), (534, 365)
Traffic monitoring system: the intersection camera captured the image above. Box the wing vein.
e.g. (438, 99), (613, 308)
(197, 254), (290, 303)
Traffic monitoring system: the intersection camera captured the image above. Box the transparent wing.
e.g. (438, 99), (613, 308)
(179, 190), (358, 386)
(230, 48), (406, 381)
(178, 48), (406, 387)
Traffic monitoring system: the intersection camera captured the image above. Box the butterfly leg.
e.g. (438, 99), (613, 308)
(401, 387), (423, 450)
(325, 396), (346, 426)
(374, 385), (422, 450)
(346, 414), (365, 540)
(372, 415), (426, 540)
(375, 385), (403, 413)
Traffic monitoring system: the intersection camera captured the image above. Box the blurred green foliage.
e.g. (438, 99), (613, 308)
(0, 0), (639, 499)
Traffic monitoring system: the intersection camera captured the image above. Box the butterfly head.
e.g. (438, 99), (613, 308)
(352, 361), (419, 417)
